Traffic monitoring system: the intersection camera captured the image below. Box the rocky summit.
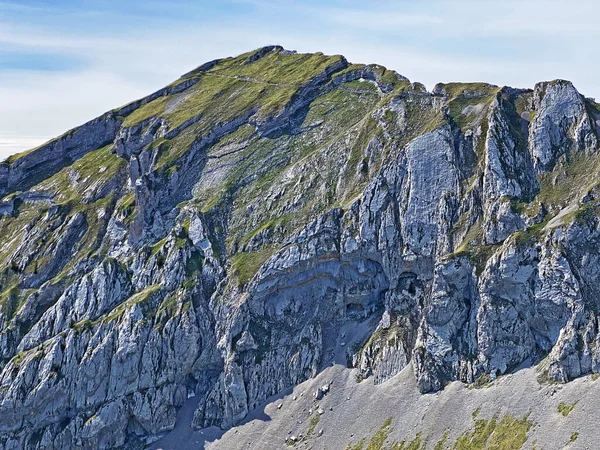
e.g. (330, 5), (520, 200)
(1, 46), (600, 449)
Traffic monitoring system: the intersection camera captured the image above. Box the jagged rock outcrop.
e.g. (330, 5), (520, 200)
(529, 80), (597, 172)
(1, 46), (600, 449)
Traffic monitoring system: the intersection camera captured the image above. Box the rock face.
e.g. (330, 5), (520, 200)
(1, 46), (600, 448)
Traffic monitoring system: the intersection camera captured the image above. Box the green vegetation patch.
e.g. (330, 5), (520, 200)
(334, 62), (409, 93)
(403, 101), (446, 137)
(185, 249), (203, 279)
(9, 345), (44, 367)
(122, 96), (169, 127)
(432, 83), (501, 142)
(508, 204), (552, 249)
(366, 417), (394, 450)
(218, 123), (257, 146)
(440, 82), (500, 98)
(558, 401), (577, 417)
(537, 152), (600, 212)
(117, 192), (136, 226)
(154, 129), (197, 172)
(124, 49), (347, 133)
(434, 431), (449, 450)
(307, 414), (320, 437)
(103, 284), (160, 323)
(5, 146), (39, 165)
(347, 438), (367, 450)
(35, 144), (125, 204)
(446, 220), (499, 276)
(1, 176), (119, 284)
(453, 414), (532, 450)
(513, 92), (533, 118)
(359, 412), (530, 449)
(52, 194), (118, 278)
(345, 418), (424, 450)
(231, 247), (276, 287)
(154, 293), (193, 331)
(509, 197), (542, 218)
(239, 215), (291, 248)
(467, 373), (494, 390)
(304, 85), (379, 135)
(150, 237), (168, 257)
(182, 68), (385, 256)
(569, 432), (579, 444)
(211, 50), (345, 85)
(0, 285), (34, 324)
(448, 97), (492, 132)
(156, 294), (180, 316)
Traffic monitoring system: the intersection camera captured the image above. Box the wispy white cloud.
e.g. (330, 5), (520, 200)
(0, 70), (148, 155)
(231, 0), (600, 37)
(0, 136), (50, 154)
(317, 10), (443, 29)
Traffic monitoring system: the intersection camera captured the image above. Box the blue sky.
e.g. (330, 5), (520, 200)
(2, 0), (599, 159)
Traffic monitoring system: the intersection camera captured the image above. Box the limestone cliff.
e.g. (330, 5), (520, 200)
(1, 46), (600, 449)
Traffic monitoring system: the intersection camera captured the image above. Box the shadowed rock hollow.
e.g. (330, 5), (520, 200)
(0, 46), (600, 449)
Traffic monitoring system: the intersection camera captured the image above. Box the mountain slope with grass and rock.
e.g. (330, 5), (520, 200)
(1, 46), (600, 449)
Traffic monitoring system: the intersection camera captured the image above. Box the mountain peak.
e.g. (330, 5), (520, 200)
(1, 46), (600, 449)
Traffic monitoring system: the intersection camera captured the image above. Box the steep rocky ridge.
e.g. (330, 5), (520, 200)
(0, 45), (600, 448)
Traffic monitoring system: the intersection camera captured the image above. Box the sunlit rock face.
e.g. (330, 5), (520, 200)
(1, 46), (600, 448)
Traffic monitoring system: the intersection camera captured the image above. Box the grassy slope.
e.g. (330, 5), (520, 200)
(0, 144), (127, 322)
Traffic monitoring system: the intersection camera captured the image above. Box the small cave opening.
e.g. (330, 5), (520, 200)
(346, 303), (365, 315)
(398, 272), (418, 295)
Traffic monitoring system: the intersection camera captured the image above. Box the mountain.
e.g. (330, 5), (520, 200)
(1, 45), (600, 449)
